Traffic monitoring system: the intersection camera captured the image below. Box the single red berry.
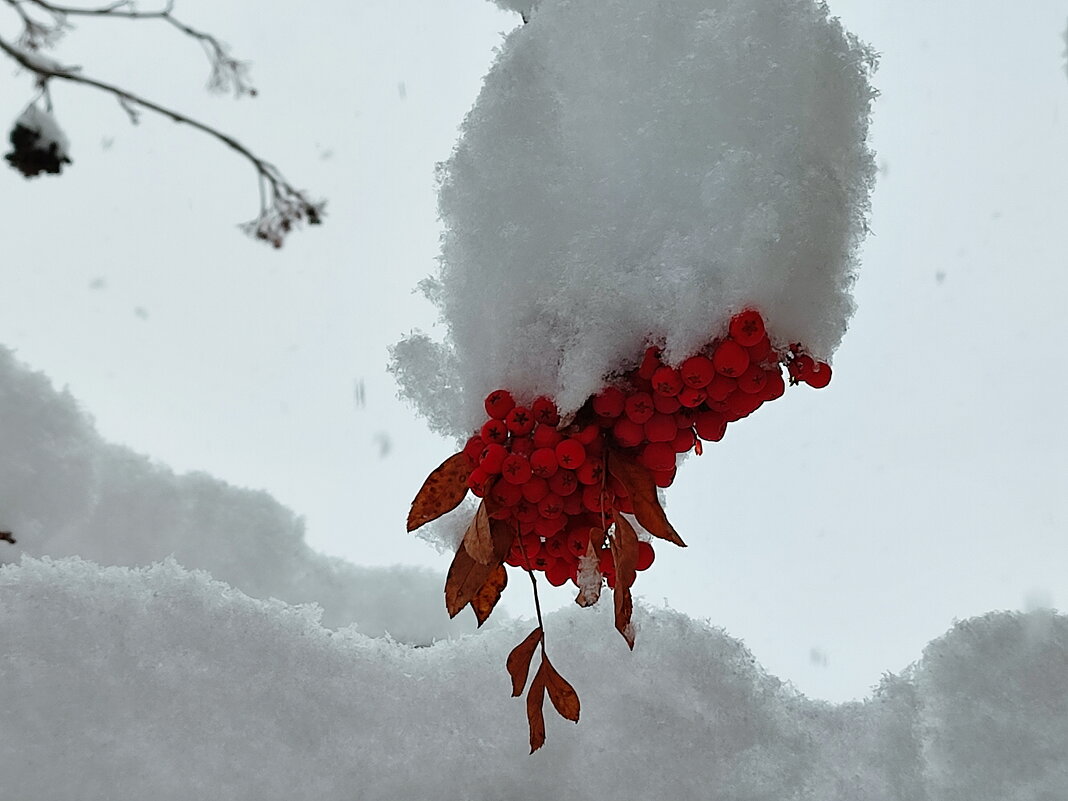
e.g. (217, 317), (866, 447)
(598, 547), (615, 576)
(644, 412), (678, 443)
(805, 361), (832, 389)
(545, 535), (568, 558)
(680, 355), (716, 388)
(484, 389), (515, 420)
(529, 447), (559, 478)
(535, 515), (566, 537)
(538, 493), (564, 519)
(531, 396), (560, 427)
(531, 552), (552, 571)
(652, 467), (676, 488)
(467, 466), (491, 496)
(489, 479), (523, 507)
(532, 424), (563, 449)
(713, 340), (750, 377)
(612, 416), (645, 448)
(592, 386), (626, 418)
(547, 469), (578, 497)
(555, 438), (587, 469)
(639, 441), (676, 472)
(747, 336), (773, 363)
(582, 484), (609, 513)
(729, 309), (766, 347)
(694, 410), (727, 442)
(763, 366), (786, 400)
(562, 490), (586, 516)
(501, 453), (533, 485)
(521, 475), (550, 503)
(505, 405), (535, 435)
(510, 436), (534, 457)
(677, 386), (707, 408)
(726, 391), (762, 420)
(637, 346), (662, 380)
(636, 541), (655, 571)
(545, 557), (572, 586)
(574, 423), (601, 445)
(480, 419), (508, 445)
(479, 443), (508, 474)
(462, 435), (485, 464)
(788, 354), (815, 384)
(566, 528), (590, 558)
(624, 392), (655, 424)
(651, 392), (682, 414)
(514, 499), (540, 524)
(576, 459), (605, 485)
(706, 374), (737, 402)
(671, 427), (696, 453)
(651, 366), (685, 397)
(737, 364), (769, 395)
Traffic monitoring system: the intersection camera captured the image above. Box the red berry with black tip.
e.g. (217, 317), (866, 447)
(713, 340), (750, 377)
(555, 438), (586, 469)
(501, 453), (533, 485)
(505, 405), (535, 435)
(651, 366), (685, 397)
(592, 386), (626, 419)
(529, 447), (559, 478)
(484, 389), (515, 420)
(805, 361), (832, 389)
(480, 419), (508, 445)
(680, 355), (716, 388)
(729, 309), (766, 347)
(624, 392), (655, 424)
(532, 396), (560, 427)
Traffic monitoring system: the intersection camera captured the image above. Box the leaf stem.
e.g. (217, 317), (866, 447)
(516, 534), (547, 658)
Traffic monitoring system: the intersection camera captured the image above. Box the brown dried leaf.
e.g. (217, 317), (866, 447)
(443, 517), (513, 618)
(606, 450), (686, 547)
(461, 501), (494, 565)
(611, 515), (640, 649)
(406, 452), (473, 532)
(542, 655), (580, 723)
(470, 564), (507, 627)
(506, 626), (543, 697)
(527, 661), (548, 754)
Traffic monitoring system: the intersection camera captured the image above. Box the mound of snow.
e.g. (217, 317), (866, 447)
(394, 0), (876, 440)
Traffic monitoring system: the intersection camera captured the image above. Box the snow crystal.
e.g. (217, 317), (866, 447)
(0, 347), (476, 643)
(394, 0), (876, 440)
(3, 556), (1066, 800)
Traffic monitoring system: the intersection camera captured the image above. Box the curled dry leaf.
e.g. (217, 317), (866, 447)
(507, 626), (543, 697)
(606, 449), (686, 547)
(610, 514), (640, 649)
(526, 661), (548, 754)
(462, 501), (495, 565)
(470, 564), (507, 627)
(444, 518), (512, 618)
(406, 452), (473, 532)
(573, 534), (603, 608)
(541, 655), (580, 723)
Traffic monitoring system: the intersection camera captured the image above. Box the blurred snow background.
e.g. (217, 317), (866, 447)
(1, 0), (1068, 791)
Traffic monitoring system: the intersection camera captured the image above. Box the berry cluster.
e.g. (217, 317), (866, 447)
(460, 309), (830, 590)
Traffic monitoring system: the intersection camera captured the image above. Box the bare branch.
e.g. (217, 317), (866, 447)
(0, 33), (323, 246)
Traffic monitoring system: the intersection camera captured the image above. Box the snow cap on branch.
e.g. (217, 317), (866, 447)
(394, 0), (877, 440)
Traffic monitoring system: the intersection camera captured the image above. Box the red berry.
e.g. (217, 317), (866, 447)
(555, 438), (587, 469)
(484, 389), (515, 420)
(637, 346), (662, 380)
(737, 364), (768, 395)
(467, 466), (491, 496)
(562, 491), (585, 516)
(763, 367), (786, 400)
(644, 412), (678, 443)
(582, 484), (608, 513)
(747, 336), (773, 363)
(651, 366), (684, 397)
(592, 386), (626, 418)
(547, 469), (578, 497)
(489, 479), (523, 507)
(651, 392), (682, 414)
(462, 435), (485, 464)
(532, 424), (563, 449)
(479, 443), (508, 474)
(694, 410), (727, 442)
(706, 374), (737, 402)
(510, 436), (534, 457)
(529, 447), (559, 478)
(636, 541), (655, 571)
(612, 416), (645, 448)
(598, 547), (615, 576)
(532, 396), (560, 427)
(545, 535), (568, 558)
(652, 467), (677, 488)
(805, 361), (832, 389)
(538, 493), (564, 519)
(788, 354), (815, 384)
(505, 405), (535, 435)
(480, 419), (508, 445)
(713, 340), (750, 377)
(566, 528), (590, 558)
(521, 475), (550, 503)
(677, 386), (707, 408)
(545, 557), (572, 586)
(501, 453), (533, 485)
(514, 499), (540, 524)
(729, 309), (766, 347)
(624, 392), (655, 424)
(679, 355), (715, 388)
(671, 427), (696, 453)
(574, 423), (601, 445)
(639, 442), (676, 472)
(726, 391), (762, 420)
(576, 459), (605, 485)
(535, 515), (566, 537)
(531, 552), (553, 571)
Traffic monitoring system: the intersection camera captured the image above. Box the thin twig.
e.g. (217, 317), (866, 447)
(516, 534), (547, 658)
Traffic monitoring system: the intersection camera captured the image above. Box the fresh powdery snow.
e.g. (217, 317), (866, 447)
(392, 0), (876, 441)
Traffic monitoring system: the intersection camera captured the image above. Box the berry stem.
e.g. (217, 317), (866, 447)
(516, 533), (548, 658)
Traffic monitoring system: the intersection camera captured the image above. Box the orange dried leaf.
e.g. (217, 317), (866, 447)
(542, 655), (580, 723)
(527, 661), (548, 754)
(407, 452), (473, 532)
(470, 564), (507, 627)
(606, 450), (686, 547)
(611, 515), (639, 649)
(506, 626), (543, 697)
(443, 518), (513, 618)
(461, 501), (495, 565)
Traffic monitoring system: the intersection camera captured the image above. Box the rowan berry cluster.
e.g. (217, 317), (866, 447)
(460, 309), (830, 589)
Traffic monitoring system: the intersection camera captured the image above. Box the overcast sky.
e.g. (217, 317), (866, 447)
(2, 0), (1066, 702)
